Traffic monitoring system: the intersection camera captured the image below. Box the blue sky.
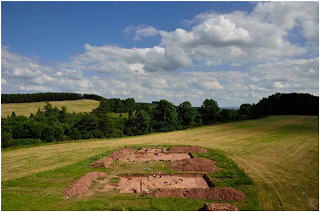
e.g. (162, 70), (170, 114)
(1, 1), (319, 107)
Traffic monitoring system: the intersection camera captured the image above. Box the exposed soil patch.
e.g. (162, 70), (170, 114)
(90, 157), (114, 168)
(169, 158), (217, 172)
(106, 174), (209, 193)
(150, 187), (246, 201)
(201, 203), (238, 211)
(129, 152), (191, 162)
(63, 171), (107, 199)
(167, 146), (207, 153)
(110, 148), (133, 160)
(134, 148), (167, 153)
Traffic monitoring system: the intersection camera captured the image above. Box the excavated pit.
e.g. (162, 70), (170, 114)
(169, 158), (217, 172)
(111, 174), (210, 193)
(129, 152), (191, 162)
(134, 148), (168, 153)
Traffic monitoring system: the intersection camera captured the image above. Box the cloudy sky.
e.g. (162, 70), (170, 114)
(1, 1), (319, 107)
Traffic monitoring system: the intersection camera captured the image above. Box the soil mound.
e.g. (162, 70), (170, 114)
(169, 158), (217, 172)
(202, 203), (238, 211)
(150, 187), (246, 201)
(90, 157), (114, 168)
(110, 148), (133, 160)
(63, 171), (107, 199)
(167, 146), (207, 153)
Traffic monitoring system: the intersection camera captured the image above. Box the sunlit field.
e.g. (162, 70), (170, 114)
(2, 115), (319, 210)
(1, 99), (100, 117)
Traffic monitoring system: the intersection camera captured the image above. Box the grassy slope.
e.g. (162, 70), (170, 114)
(2, 146), (258, 211)
(2, 115), (319, 210)
(1, 99), (100, 117)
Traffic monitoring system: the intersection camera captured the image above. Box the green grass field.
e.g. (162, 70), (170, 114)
(2, 115), (319, 210)
(1, 146), (259, 211)
(1, 99), (100, 117)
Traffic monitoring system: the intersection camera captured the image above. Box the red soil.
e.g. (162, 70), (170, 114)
(110, 148), (133, 160)
(150, 187), (246, 201)
(167, 146), (207, 153)
(202, 203), (238, 211)
(90, 157), (114, 168)
(134, 148), (167, 153)
(106, 174), (209, 193)
(129, 152), (191, 162)
(63, 171), (107, 199)
(169, 158), (217, 172)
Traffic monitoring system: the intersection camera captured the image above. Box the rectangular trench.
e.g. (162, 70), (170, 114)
(118, 174), (211, 193)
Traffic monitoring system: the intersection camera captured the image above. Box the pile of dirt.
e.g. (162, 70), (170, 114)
(63, 171), (107, 199)
(150, 187), (246, 201)
(90, 157), (114, 168)
(169, 158), (217, 172)
(167, 146), (207, 153)
(110, 148), (133, 160)
(201, 203), (238, 211)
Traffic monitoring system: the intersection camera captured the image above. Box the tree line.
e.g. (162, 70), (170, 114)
(1, 92), (105, 104)
(1, 92), (318, 148)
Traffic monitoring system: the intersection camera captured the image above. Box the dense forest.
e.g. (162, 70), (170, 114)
(1, 92), (318, 148)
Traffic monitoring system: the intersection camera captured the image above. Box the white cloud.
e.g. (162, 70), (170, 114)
(250, 57), (319, 92)
(252, 1), (319, 44)
(2, 78), (7, 85)
(1, 2), (318, 107)
(124, 25), (158, 41)
(67, 44), (193, 73)
(134, 26), (158, 41)
(160, 15), (250, 48)
(18, 85), (52, 92)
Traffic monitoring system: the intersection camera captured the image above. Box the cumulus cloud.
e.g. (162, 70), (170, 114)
(62, 2), (317, 74)
(67, 44), (193, 73)
(124, 25), (158, 41)
(160, 15), (250, 48)
(1, 2), (319, 106)
(250, 57), (319, 93)
(252, 1), (319, 44)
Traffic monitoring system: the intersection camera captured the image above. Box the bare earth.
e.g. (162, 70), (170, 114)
(63, 171), (107, 199)
(115, 174), (209, 193)
(202, 203), (238, 211)
(167, 146), (207, 153)
(129, 152), (191, 162)
(169, 158), (217, 172)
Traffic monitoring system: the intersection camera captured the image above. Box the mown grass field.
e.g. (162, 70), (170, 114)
(1, 99), (100, 117)
(2, 115), (319, 210)
(2, 146), (259, 211)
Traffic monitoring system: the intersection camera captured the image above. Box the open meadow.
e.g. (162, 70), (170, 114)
(1, 99), (100, 117)
(1, 115), (319, 210)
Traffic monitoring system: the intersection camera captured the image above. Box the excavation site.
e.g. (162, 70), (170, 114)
(63, 146), (248, 210)
(116, 174), (210, 193)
